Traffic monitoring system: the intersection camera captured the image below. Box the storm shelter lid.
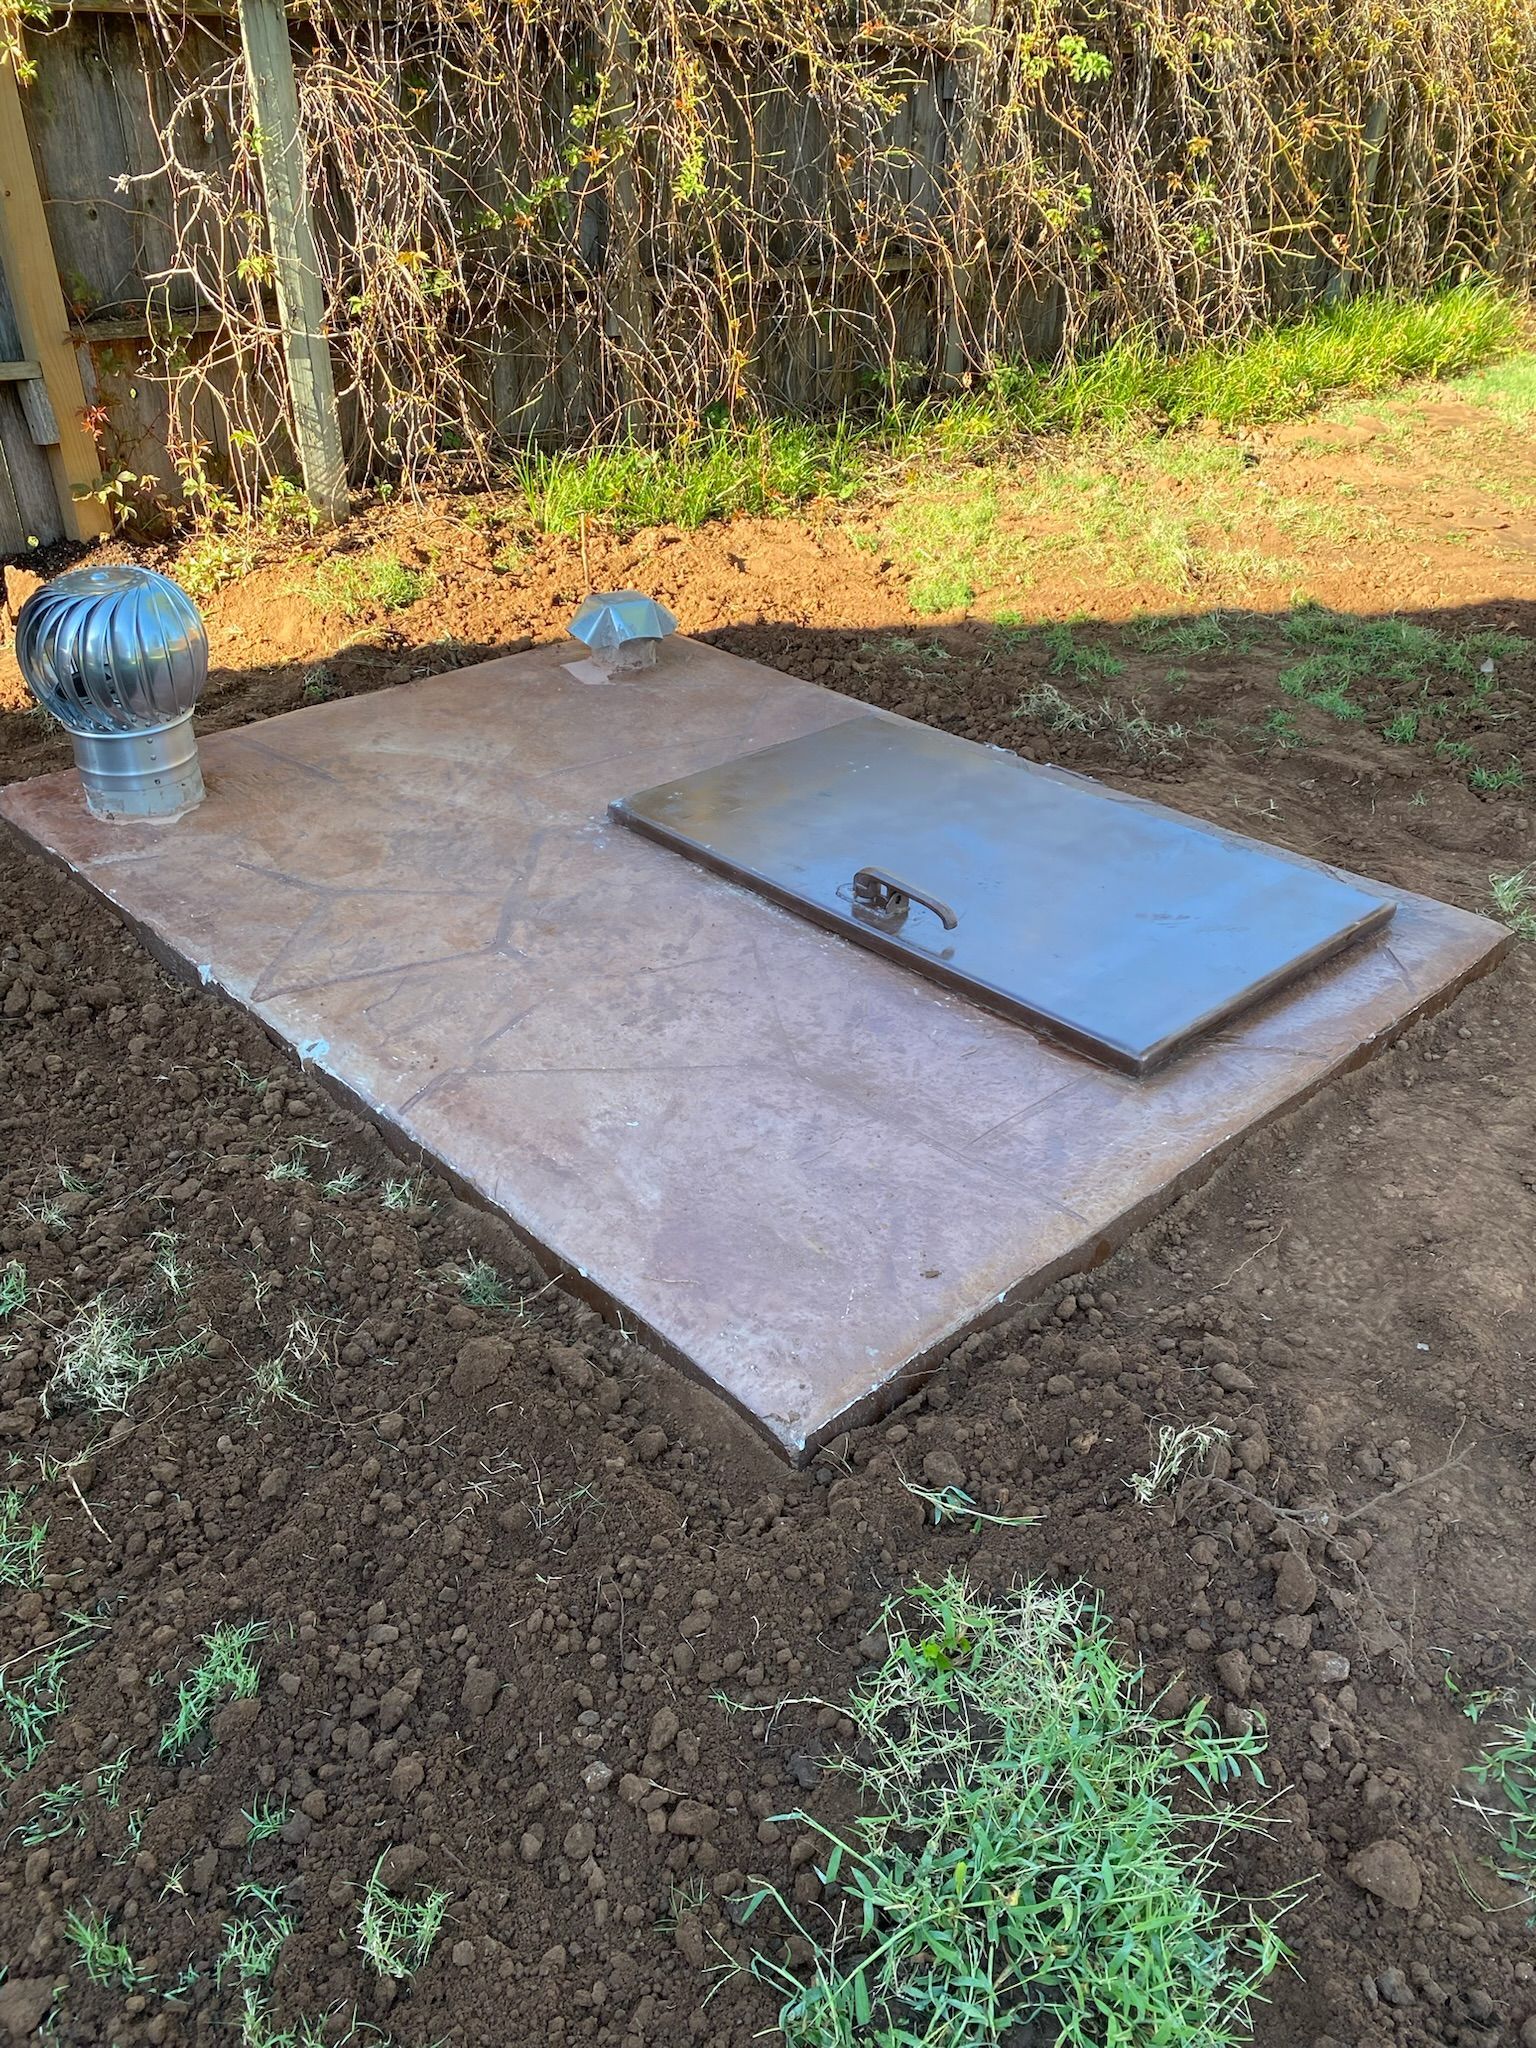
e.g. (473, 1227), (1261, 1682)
(611, 714), (1395, 1075)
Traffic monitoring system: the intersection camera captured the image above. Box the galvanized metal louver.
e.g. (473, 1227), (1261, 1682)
(15, 565), (209, 821)
(567, 590), (678, 676)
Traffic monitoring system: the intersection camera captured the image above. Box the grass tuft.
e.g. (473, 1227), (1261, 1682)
(63, 1904), (146, 1991)
(449, 1255), (513, 1312)
(243, 1795), (291, 1843)
(736, 1574), (1284, 2046)
(219, 1881), (296, 1984)
(160, 1619), (268, 1759)
(0, 1259), (26, 1320)
(43, 1294), (202, 1416)
(1459, 1704), (1536, 1917)
(310, 553), (432, 618)
(898, 1478), (1038, 1533)
(1129, 1423), (1232, 1505)
(0, 1628), (94, 1779)
(1041, 623), (1125, 681)
(149, 1229), (189, 1299)
(1469, 758), (1525, 794)
(18, 1778), (88, 1846)
(245, 1314), (328, 1416)
(0, 1487), (47, 1587)
(1014, 681), (1188, 761)
(237, 1990), (403, 2048)
(1490, 865), (1536, 940)
(1128, 611), (1256, 656)
(356, 1854), (451, 1979)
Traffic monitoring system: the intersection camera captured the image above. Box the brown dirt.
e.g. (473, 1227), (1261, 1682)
(2, 389), (1535, 2048)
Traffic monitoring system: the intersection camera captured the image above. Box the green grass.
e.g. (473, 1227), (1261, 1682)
(380, 1174), (428, 1213)
(1127, 611), (1256, 656)
(896, 1481), (1039, 1533)
(16, 1746), (134, 1846)
(17, 1193), (67, 1233)
(450, 1254), (513, 1311)
(219, 1881), (295, 1984)
(504, 286), (1519, 541)
(734, 1573), (1285, 2047)
(245, 1315), (326, 1416)
(1451, 353), (1536, 423)
(1259, 707), (1305, 751)
(1278, 658), (1370, 722)
(18, 1778), (87, 1846)
(1270, 605), (1527, 785)
(993, 282), (1520, 433)
(1470, 758), (1525, 794)
(160, 1619), (267, 1759)
(1490, 865), (1536, 940)
(1, 1627), (94, 1780)
(0, 1258), (26, 1319)
(149, 1229), (188, 1299)
(356, 1854), (451, 1979)
(237, 1991), (410, 2048)
(310, 554), (432, 618)
(510, 418), (864, 537)
(909, 566), (976, 616)
(63, 1905), (146, 1991)
(243, 1795), (291, 1843)
(0, 1487), (47, 1587)
(1040, 624), (1125, 681)
(96, 1748), (132, 1805)
(1459, 1705), (1536, 1917)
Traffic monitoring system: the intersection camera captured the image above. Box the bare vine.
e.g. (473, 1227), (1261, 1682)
(8, 0), (1535, 507)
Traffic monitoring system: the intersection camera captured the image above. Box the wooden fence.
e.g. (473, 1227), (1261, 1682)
(4, 0), (1534, 532)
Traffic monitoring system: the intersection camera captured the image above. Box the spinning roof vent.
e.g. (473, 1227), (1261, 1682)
(567, 589), (678, 677)
(16, 565), (208, 821)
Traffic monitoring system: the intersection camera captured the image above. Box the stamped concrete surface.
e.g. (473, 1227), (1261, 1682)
(0, 636), (1508, 1458)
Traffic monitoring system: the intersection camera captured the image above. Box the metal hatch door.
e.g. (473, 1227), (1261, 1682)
(610, 714), (1395, 1075)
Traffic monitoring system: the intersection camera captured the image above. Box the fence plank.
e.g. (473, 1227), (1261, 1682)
(236, 0), (347, 522)
(0, 49), (109, 539)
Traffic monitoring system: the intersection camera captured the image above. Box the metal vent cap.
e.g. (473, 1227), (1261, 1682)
(16, 565), (209, 822)
(567, 590), (678, 674)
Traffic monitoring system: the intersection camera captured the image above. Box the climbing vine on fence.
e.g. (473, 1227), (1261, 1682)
(7, 0), (1535, 505)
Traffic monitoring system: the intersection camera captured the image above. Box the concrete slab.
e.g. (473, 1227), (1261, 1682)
(1, 636), (1508, 1459)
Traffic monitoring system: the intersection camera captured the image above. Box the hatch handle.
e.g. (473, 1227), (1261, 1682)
(850, 866), (958, 932)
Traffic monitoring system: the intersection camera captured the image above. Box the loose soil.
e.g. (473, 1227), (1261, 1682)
(1, 376), (1534, 2048)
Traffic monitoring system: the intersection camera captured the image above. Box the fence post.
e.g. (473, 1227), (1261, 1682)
(237, 0), (348, 524)
(0, 47), (110, 542)
(599, 0), (652, 439)
(942, 0), (993, 389)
